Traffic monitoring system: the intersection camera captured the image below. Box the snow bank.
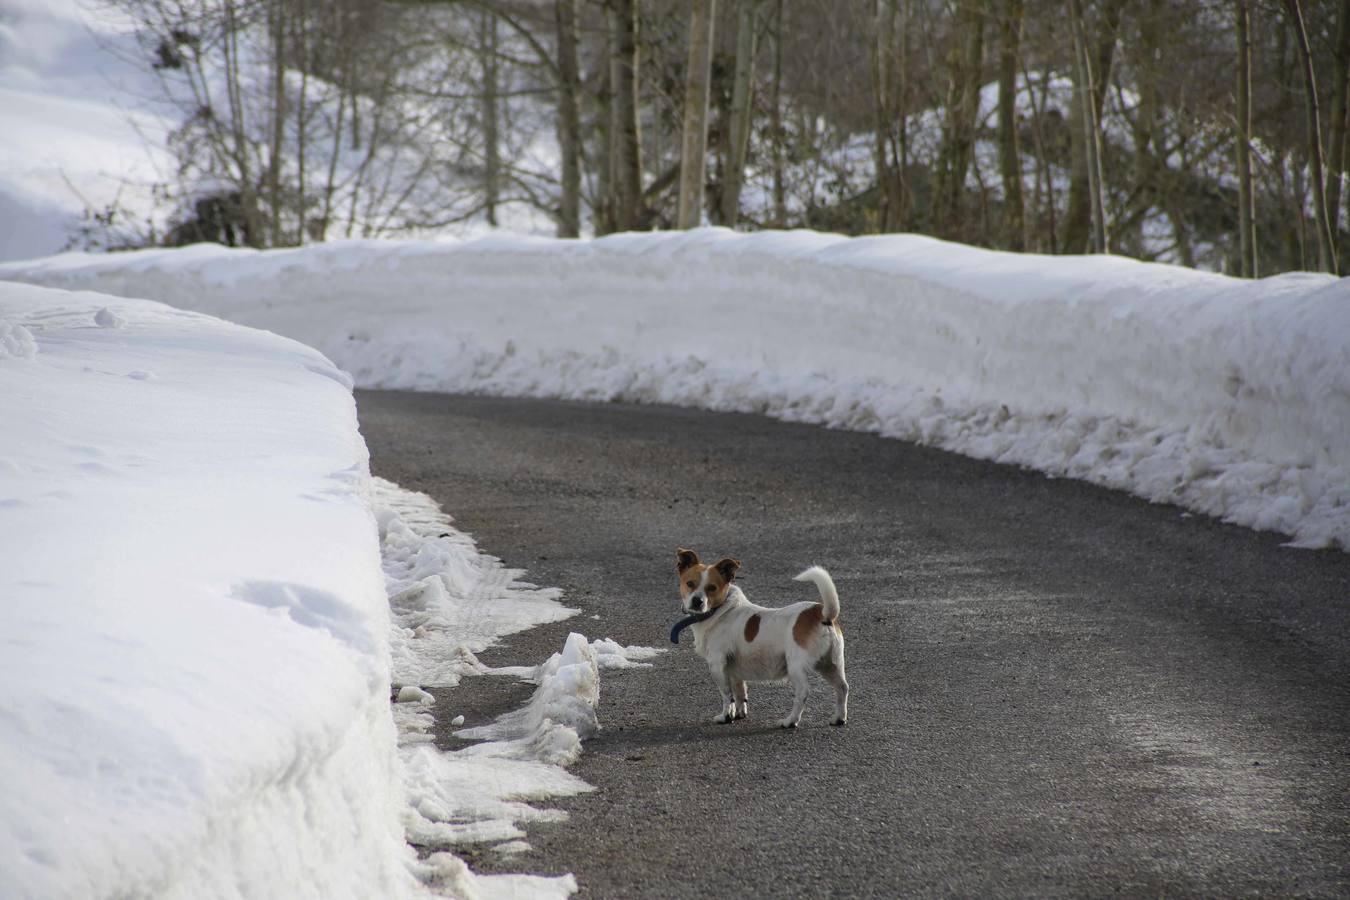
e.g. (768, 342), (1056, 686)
(4, 228), (1347, 549)
(0, 283), (417, 898)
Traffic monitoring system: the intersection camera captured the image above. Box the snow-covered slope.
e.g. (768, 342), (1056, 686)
(0, 0), (170, 260)
(4, 229), (1346, 550)
(0, 283), (417, 898)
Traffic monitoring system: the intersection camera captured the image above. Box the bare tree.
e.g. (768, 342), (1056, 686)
(1069, 0), (1108, 253)
(869, 0), (900, 232)
(555, 0), (583, 237)
(934, 0), (985, 240)
(720, 0), (760, 227)
(996, 0), (1025, 249)
(1325, 0), (1350, 269)
(1236, 0), (1257, 276)
(609, 0), (643, 230)
(1282, 0), (1336, 273)
(678, 0), (717, 228)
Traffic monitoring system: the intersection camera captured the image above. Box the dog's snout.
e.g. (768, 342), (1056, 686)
(689, 595), (705, 610)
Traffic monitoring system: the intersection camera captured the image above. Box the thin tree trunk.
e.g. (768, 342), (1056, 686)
(555, 0), (583, 237)
(480, 10), (500, 227)
(1325, 0), (1350, 268)
(609, 0), (643, 230)
(1022, 62), (1055, 251)
(1284, 0), (1337, 273)
(996, 0), (1025, 250)
(678, 0), (717, 229)
(267, 0), (286, 245)
(1236, 0), (1257, 276)
(1069, 0), (1108, 253)
(870, 0), (896, 232)
(770, 0), (785, 226)
(224, 0), (261, 247)
(295, 0), (308, 243)
(721, 0), (759, 228)
(596, 21), (615, 234)
(894, 0), (910, 228)
(1063, 0), (1120, 253)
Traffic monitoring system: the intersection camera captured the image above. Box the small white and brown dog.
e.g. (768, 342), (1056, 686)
(671, 548), (848, 728)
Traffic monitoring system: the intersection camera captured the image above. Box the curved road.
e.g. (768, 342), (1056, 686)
(357, 390), (1349, 898)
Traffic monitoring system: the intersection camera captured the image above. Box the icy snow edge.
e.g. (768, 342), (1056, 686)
(373, 477), (660, 898)
(4, 227), (1347, 549)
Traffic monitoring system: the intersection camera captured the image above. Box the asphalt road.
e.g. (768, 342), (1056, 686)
(357, 389), (1349, 898)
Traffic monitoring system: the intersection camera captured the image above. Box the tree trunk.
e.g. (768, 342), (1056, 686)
(1325, 0), (1350, 269)
(1284, 0), (1337, 273)
(1063, 0), (1120, 254)
(480, 10), (500, 227)
(721, 0), (759, 228)
(555, 0), (583, 237)
(267, 0), (286, 245)
(294, 0), (308, 242)
(894, 0), (910, 229)
(1069, 0), (1108, 253)
(678, 0), (717, 229)
(1236, 0), (1257, 277)
(870, 0), (898, 232)
(596, 21), (615, 234)
(935, 0), (985, 240)
(609, 0), (643, 230)
(770, 0), (786, 226)
(996, 0), (1025, 250)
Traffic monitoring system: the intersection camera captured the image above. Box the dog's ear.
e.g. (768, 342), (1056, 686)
(714, 557), (741, 582)
(677, 548), (700, 572)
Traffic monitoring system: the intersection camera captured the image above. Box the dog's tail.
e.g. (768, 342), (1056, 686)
(794, 566), (840, 623)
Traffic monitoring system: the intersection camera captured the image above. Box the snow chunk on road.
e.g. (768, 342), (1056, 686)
(94, 306), (124, 328)
(0, 283), (417, 899)
(0, 320), (37, 358)
(456, 633), (602, 766)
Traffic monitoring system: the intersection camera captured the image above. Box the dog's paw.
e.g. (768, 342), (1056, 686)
(779, 719), (799, 729)
(831, 717), (847, 727)
(713, 712), (734, 724)
(732, 708), (748, 721)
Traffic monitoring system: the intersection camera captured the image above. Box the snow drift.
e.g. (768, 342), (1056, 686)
(0, 283), (418, 898)
(3, 228), (1347, 549)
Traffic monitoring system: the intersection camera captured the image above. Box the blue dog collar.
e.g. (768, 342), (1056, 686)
(669, 608), (718, 644)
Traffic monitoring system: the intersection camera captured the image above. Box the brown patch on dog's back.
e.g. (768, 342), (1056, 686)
(792, 604), (824, 647)
(744, 613), (761, 642)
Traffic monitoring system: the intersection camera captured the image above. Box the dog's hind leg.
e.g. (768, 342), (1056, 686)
(733, 680), (749, 720)
(780, 670), (809, 729)
(815, 643), (849, 726)
(824, 660), (849, 726)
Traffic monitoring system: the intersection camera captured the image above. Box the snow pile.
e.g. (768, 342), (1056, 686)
(0, 283), (417, 898)
(7, 229), (1346, 548)
(372, 478), (657, 898)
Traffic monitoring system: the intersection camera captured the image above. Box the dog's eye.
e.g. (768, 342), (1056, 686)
(685, 580), (695, 589)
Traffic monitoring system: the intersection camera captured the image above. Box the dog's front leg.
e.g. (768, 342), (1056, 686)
(710, 662), (736, 724)
(733, 680), (749, 720)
